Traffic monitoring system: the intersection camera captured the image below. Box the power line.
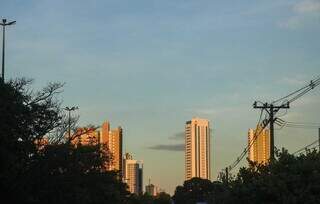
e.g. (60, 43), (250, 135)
(225, 75), (320, 173)
(293, 140), (319, 155)
(275, 118), (320, 129)
(227, 110), (268, 171)
(288, 80), (320, 104)
(272, 76), (320, 104)
(253, 102), (290, 160)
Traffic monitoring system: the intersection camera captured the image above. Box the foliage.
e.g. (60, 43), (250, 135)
(173, 149), (320, 204)
(0, 79), (130, 203)
(154, 192), (172, 204)
(173, 178), (230, 204)
(231, 149), (320, 204)
(128, 192), (172, 204)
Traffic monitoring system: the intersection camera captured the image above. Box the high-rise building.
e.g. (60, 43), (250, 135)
(100, 121), (123, 172)
(109, 126), (123, 171)
(145, 180), (160, 196)
(145, 184), (158, 196)
(248, 125), (270, 164)
(68, 120), (123, 174)
(100, 121), (110, 144)
(72, 127), (100, 146)
(185, 117), (211, 180)
(123, 153), (143, 194)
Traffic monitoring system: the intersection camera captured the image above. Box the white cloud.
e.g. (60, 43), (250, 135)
(294, 0), (320, 13)
(279, 0), (320, 29)
(280, 76), (308, 86)
(278, 16), (304, 29)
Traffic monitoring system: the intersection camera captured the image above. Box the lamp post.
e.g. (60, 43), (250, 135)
(0, 19), (16, 82)
(64, 106), (79, 139)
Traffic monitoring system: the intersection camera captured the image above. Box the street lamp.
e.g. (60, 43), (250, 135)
(64, 106), (79, 139)
(0, 19), (16, 82)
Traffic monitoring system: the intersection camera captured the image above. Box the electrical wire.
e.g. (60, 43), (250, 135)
(272, 76), (320, 104)
(228, 109), (267, 171)
(293, 140), (319, 155)
(226, 75), (320, 172)
(275, 118), (320, 129)
(294, 145), (319, 155)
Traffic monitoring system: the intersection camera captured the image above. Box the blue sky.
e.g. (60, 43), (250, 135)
(1, 0), (320, 194)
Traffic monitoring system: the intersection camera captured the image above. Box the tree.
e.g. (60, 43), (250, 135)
(172, 177), (214, 204)
(173, 149), (320, 204)
(0, 79), (63, 200)
(0, 79), (131, 203)
(154, 192), (171, 204)
(25, 144), (129, 203)
(230, 149), (320, 204)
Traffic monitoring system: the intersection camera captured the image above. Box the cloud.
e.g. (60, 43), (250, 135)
(278, 16), (305, 29)
(168, 132), (185, 140)
(280, 77), (308, 86)
(147, 132), (185, 152)
(279, 0), (320, 29)
(294, 0), (320, 13)
(148, 144), (184, 151)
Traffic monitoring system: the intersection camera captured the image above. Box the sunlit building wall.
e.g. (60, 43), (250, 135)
(248, 125), (270, 164)
(100, 121), (123, 173)
(185, 117), (211, 180)
(100, 121), (110, 145)
(123, 153), (143, 194)
(145, 184), (159, 196)
(72, 127), (100, 146)
(108, 127), (123, 172)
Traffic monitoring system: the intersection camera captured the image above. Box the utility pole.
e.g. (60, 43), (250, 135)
(64, 106), (78, 140)
(225, 167), (229, 185)
(318, 128), (320, 151)
(0, 19), (16, 82)
(253, 102), (290, 161)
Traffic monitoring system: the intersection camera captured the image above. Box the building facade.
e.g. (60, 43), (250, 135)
(68, 120), (123, 175)
(123, 153), (143, 194)
(248, 125), (270, 164)
(145, 183), (159, 196)
(109, 126), (123, 171)
(100, 121), (123, 172)
(185, 117), (211, 180)
(72, 127), (100, 146)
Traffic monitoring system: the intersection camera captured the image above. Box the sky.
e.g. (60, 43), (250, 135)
(1, 0), (320, 194)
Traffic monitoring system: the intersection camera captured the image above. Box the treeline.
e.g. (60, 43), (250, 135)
(0, 79), (171, 204)
(173, 149), (320, 204)
(2, 79), (320, 204)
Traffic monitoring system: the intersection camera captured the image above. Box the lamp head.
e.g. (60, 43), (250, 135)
(8, 21), (16, 25)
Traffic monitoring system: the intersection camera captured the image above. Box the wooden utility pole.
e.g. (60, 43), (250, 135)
(253, 102), (290, 161)
(225, 167), (229, 185)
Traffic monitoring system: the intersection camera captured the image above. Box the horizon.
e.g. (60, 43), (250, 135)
(1, 0), (320, 194)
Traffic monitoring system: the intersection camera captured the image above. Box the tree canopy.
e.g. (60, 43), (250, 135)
(173, 149), (320, 204)
(0, 79), (130, 203)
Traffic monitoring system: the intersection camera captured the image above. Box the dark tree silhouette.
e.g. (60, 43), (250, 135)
(0, 79), (130, 203)
(173, 149), (320, 204)
(154, 192), (172, 204)
(173, 177), (215, 204)
(127, 192), (172, 204)
(230, 149), (320, 204)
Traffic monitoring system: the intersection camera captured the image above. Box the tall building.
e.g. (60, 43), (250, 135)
(248, 125), (270, 164)
(100, 121), (110, 144)
(100, 121), (123, 172)
(72, 127), (100, 146)
(185, 117), (211, 180)
(123, 153), (143, 194)
(145, 184), (158, 196)
(145, 180), (160, 196)
(68, 120), (123, 174)
(109, 126), (123, 171)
